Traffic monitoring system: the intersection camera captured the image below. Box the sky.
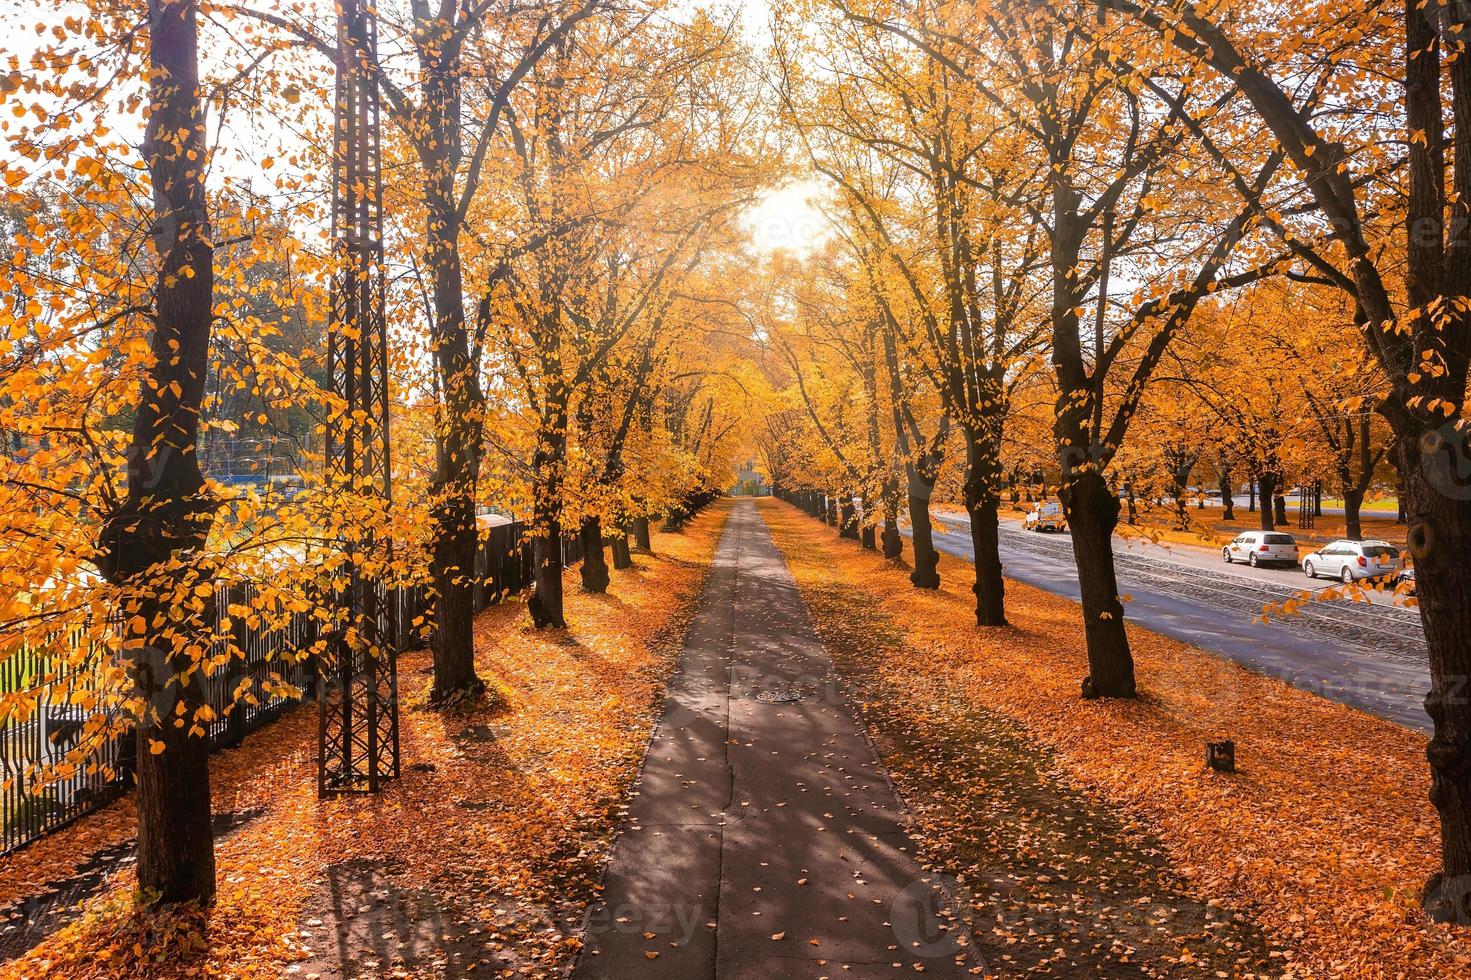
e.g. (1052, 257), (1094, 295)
(1, 0), (830, 255)
(744, 180), (832, 255)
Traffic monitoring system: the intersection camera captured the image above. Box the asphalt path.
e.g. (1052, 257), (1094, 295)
(909, 510), (1431, 732)
(574, 501), (978, 979)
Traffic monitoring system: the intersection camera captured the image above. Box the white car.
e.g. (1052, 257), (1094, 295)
(1222, 531), (1299, 567)
(1023, 501), (1066, 532)
(1302, 539), (1402, 583)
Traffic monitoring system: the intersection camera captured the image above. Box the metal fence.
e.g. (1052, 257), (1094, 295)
(0, 519), (555, 856)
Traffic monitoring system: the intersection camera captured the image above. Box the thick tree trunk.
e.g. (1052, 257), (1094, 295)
(529, 515), (566, 629)
(1397, 465), (1408, 523)
(1257, 472), (1278, 531)
(528, 382), (569, 627)
(881, 516), (901, 558)
(1401, 432), (1471, 916)
(1248, 480), (1257, 512)
(430, 498), (482, 700)
(839, 496), (860, 540)
(420, 47), (485, 699)
(881, 489), (903, 561)
(579, 516), (610, 593)
(611, 532), (632, 569)
(1274, 492), (1288, 526)
(967, 497), (1006, 626)
(95, 0), (218, 906)
(1343, 486), (1365, 541)
(908, 466), (941, 589)
(1061, 471), (1136, 699)
(880, 473), (904, 559)
(632, 516), (651, 551)
(133, 658), (215, 904)
(962, 429), (1006, 627)
(860, 523), (876, 550)
(1219, 464), (1235, 521)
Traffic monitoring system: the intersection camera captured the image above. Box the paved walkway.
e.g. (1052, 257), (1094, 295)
(573, 501), (977, 979)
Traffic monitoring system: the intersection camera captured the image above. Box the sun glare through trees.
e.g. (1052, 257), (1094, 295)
(1, 1), (1470, 977)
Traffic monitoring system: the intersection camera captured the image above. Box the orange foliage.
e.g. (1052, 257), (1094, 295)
(0, 503), (730, 980)
(761, 499), (1469, 979)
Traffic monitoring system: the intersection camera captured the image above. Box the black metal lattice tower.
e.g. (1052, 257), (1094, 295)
(318, 0), (399, 796)
(1297, 482), (1316, 530)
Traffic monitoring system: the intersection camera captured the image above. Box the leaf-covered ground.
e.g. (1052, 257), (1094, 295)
(0, 501), (730, 980)
(759, 499), (1466, 979)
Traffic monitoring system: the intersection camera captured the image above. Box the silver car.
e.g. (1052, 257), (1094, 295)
(1302, 539), (1402, 583)
(1223, 531), (1299, 567)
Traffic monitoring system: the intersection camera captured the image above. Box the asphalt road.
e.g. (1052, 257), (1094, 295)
(910, 511), (1431, 732)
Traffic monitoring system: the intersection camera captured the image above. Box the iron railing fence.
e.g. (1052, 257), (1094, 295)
(1, 519), (553, 855)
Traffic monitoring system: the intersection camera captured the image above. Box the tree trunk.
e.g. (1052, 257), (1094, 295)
(879, 475), (904, 559)
(1169, 454), (1196, 528)
(1343, 486), (1365, 541)
(529, 516), (566, 629)
(632, 516), (651, 551)
(1400, 431), (1471, 914)
(430, 498), (482, 700)
(1257, 472), (1278, 531)
(94, 0), (218, 907)
(908, 466), (941, 589)
(133, 655), (215, 904)
(1274, 492), (1288, 526)
(881, 517), (901, 558)
(881, 497), (903, 560)
(1397, 464), (1408, 523)
(529, 382), (569, 628)
(861, 523), (877, 550)
(611, 532), (632, 569)
(1248, 479), (1257, 512)
(962, 428), (1006, 627)
(1061, 470), (1136, 699)
(420, 44), (485, 699)
(1219, 465), (1235, 521)
(579, 516), (610, 593)
(839, 496), (860, 540)
(967, 497), (1006, 626)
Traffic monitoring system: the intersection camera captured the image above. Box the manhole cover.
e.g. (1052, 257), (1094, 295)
(756, 688), (809, 704)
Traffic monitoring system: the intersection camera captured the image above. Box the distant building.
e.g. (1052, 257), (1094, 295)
(730, 459), (769, 496)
